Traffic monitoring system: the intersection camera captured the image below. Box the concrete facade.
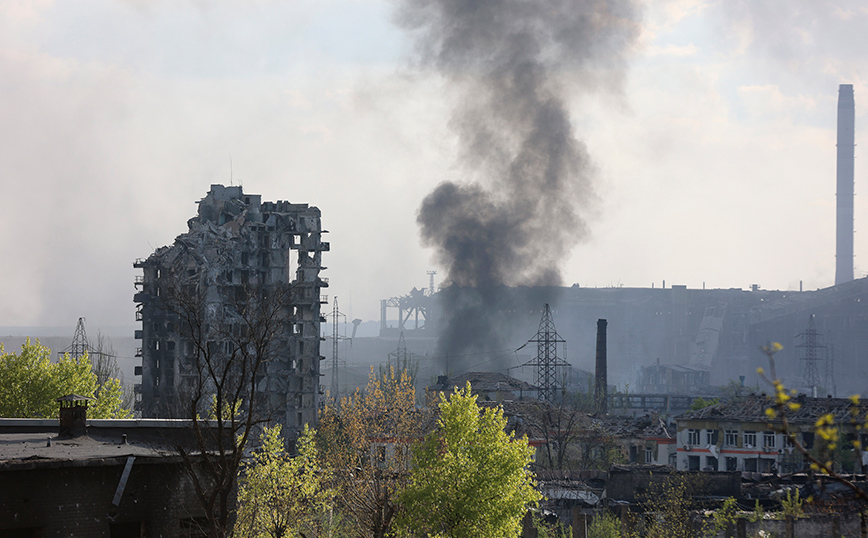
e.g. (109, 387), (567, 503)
(0, 419), (217, 538)
(675, 394), (868, 473)
(133, 185), (328, 433)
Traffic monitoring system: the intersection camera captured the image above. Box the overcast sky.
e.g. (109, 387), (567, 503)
(1, 0), (867, 331)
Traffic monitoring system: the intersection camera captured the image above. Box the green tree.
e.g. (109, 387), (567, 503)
(396, 382), (540, 538)
(234, 424), (334, 538)
(688, 397), (720, 411)
(588, 511), (620, 538)
(630, 474), (717, 538)
(317, 365), (427, 538)
(0, 339), (130, 418)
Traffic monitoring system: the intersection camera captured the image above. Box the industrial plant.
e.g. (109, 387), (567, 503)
(364, 84), (868, 404)
(128, 85), (868, 421)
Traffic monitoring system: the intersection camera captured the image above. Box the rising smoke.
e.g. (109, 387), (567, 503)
(397, 0), (640, 365)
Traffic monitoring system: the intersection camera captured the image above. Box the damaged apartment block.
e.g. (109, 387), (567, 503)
(133, 185), (329, 433)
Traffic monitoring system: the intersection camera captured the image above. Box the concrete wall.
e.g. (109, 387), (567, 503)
(607, 469), (741, 504)
(0, 458), (208, 537)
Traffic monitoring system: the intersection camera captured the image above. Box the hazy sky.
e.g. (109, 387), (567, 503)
(1, 0), (867, 330)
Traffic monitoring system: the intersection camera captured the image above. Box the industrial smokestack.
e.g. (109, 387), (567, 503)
(594, 319), (608, 415)
(836, 84), (855, 286)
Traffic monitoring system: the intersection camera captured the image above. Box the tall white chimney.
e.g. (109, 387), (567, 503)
(836, 84), (855, 285)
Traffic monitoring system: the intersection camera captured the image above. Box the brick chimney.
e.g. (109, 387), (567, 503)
(56, 394), (95, 438)
(594, 319), (608, 415)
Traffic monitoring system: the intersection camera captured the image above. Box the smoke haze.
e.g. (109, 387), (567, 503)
(3, 0), (868, 348)
(399, 0), (640, 362)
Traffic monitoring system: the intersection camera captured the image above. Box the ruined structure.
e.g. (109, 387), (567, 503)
(133, 185), (328, 431)
(676, 394), (868, 473)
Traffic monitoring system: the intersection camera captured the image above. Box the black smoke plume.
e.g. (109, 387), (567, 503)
(398, 0), (640, 366)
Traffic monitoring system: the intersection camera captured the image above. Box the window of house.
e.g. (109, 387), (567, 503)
(724, 430), (738, 447)
(763, 431), (776, 448)
(802, 432), (814, 450)
(645, 447), (653, 463)
(726, 457), (738, 472)
(705, 456), (718, 471)
(687, 429), (700, 445)
(705, 429), (719, 445)
(744, 431), (757, 448)
(688, 455), (700, 471)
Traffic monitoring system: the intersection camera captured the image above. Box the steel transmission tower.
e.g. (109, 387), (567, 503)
(328, 297), (347, 401)
(521, 304), (569, 402)
(59, 317), (102, 362)
(797, 315), (826, 397)
(426, 270), (437, 296)
(388, 331), (418, 375)
(69, 317), (89, 359)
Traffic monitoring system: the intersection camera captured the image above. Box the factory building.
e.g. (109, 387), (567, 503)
(368, 84), (865, 399)
(133, 185), (328, 433)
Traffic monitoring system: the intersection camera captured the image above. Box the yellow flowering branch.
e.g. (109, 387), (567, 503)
(757, 342), (868, 504)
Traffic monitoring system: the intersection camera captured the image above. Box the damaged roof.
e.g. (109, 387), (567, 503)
(677, 393), (868, 425)
(429, 371), (540, 394)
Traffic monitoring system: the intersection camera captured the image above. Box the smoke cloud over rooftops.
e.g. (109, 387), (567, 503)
(398, 0), (640, 362)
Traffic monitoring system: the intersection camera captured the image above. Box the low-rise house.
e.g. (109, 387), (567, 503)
(675, 393), (868, 473)
(595, 414), (677, 466)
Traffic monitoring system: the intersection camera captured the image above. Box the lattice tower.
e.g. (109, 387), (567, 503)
(521, 304), (569, 402)
(796, 315), (826, 397)
(329, 297), (346, 401)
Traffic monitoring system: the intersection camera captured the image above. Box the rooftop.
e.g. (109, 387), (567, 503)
(428, 371), (540, 394)
(677, 394), (868, 425)
(0, 419), (207, 470)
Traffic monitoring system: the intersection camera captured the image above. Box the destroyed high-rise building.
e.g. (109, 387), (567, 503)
(133, 185), (329, 431)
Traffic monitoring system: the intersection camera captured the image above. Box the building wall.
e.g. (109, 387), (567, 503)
(418, 280), (868, 395)
(134, 185), (328, 434)
(606, 469), (740, 504)
(0, 459), (207, 537)
(676, 420), (799, 472)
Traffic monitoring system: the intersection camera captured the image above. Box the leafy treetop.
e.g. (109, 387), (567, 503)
(0, 339), (130, 419)
(396, 382), (541, 538)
